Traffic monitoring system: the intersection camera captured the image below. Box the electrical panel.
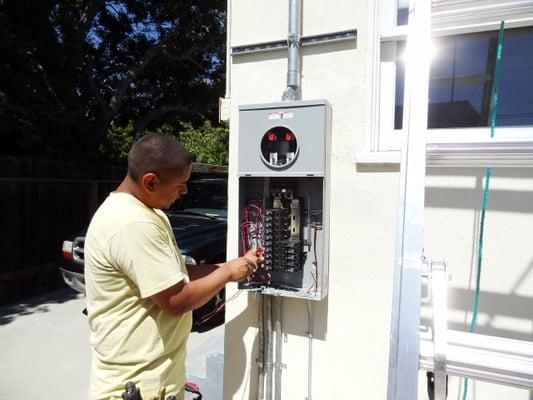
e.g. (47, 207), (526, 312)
(238, 100), (330, 300)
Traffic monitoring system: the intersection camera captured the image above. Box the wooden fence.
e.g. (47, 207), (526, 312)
(0, 156), (124, 306)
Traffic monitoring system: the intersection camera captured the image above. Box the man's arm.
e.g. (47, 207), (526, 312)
(186, 263), (221, 281)
(151, 249), (261, 316)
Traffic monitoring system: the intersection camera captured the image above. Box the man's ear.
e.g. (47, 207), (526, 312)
(142, 173), (158, 193)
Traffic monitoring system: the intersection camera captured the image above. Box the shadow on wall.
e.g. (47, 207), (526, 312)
(281, 296), (328, 340)
(426, 186), (533, 213)
(356, 164), (401, 174)
(0, 288), (80, 326)
(224, 292), (329, 400)
(426, 167), (533, 214)
(223, 294), (259, 400)
(421, 285), (533, 342)
(232, 40), (357, 66)
(423, 168), (533, 342)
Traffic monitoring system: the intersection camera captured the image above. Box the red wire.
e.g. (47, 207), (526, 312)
(240, 202), (266, 255)
(195, 290), (245, 327)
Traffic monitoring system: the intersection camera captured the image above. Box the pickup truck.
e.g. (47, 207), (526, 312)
(60, 176), (228, 332)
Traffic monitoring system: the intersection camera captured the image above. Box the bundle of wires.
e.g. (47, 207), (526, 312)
(240, 201), (265, 254)
(193, 289), (244, 328)
(195, 202), (268, 328)
(240, 201), (271, 288)
(306, 222), (322, 294)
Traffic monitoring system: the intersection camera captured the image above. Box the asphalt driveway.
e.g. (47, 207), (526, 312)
(0, 289), (90, 399)
(0, 288), (224, 399)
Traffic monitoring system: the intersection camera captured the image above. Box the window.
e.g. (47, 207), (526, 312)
(396, 0), (409, 26)
(395, 28), (533, 130)
(370, 0), (533, 153)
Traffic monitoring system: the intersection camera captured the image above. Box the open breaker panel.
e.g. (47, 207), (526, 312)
(237, 100), (330, 300)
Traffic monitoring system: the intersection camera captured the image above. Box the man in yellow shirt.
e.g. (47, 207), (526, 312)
(85, 133), (261, 400)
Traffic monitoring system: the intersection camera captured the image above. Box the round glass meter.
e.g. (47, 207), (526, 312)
(260, 127), (299, 169)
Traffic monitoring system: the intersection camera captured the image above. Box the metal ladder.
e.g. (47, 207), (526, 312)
(386, 1), (533, 399)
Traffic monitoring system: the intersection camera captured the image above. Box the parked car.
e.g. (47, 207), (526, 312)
(60, 175), (228, 332)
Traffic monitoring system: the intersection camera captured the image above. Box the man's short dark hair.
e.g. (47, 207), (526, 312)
(127, 133), (192, 182)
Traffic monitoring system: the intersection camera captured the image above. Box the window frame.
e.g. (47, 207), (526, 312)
(365, 0), (533, 155)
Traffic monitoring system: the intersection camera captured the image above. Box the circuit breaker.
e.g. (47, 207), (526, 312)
(238, 99), (331, 300)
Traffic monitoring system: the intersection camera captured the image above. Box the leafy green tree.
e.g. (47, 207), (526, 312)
(99, 120), (135, 162)
(0, 0), (226, 160)
(101, 119), (229, 165)
(176, 120), (229, 165)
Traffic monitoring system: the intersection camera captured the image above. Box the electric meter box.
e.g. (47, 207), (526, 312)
(237, 99), (331, 300)
(238, 99), (330, 176)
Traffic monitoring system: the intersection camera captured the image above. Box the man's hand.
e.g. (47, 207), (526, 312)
(222, 248), (264, 282)
(151, 248), (264, 316)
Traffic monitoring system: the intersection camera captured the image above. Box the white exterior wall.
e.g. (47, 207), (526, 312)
(223, 1), (533, 399)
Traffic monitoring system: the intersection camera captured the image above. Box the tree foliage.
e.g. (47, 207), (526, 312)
(99, 120), (135, 162)
(100, 119), (229, 166)
(177, 120), (229, 165)
(0, 0), (226, 161)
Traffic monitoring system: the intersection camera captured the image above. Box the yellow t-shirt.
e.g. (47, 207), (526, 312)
(85, 192), (192, 400)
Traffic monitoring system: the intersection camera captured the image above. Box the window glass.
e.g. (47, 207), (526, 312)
(394, 27), (533, 130)
(397, 0), (409, 26)
(499, 30), (533, 125)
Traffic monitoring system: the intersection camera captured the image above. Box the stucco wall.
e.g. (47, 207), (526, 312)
(223, 1), (533, 399)
(423, 169), (533, 399)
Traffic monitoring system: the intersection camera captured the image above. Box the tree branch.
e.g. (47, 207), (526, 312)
(85, 65), (108, 119)
(159, 35), (215, 71)
(108, 44), (165, 114)
(107, 25), (216, 115)
(105, 27), (217, 133)
(163, 50), (204, 70)
(33, 61), (64, 109)
(79, 1), (103, 32)
(133, 102), (197, 137)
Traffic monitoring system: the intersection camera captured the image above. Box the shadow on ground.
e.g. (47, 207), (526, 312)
(0, 288), (81, 326)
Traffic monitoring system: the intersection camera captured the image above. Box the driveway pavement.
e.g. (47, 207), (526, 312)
(0, 289), (224, 399)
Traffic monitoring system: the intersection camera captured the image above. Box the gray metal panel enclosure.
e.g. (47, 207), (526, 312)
(237, 99), (331, 300)
(238, 100), (330, 177)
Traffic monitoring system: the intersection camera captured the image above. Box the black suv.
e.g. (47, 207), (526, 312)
(60, 175), (228, 332)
